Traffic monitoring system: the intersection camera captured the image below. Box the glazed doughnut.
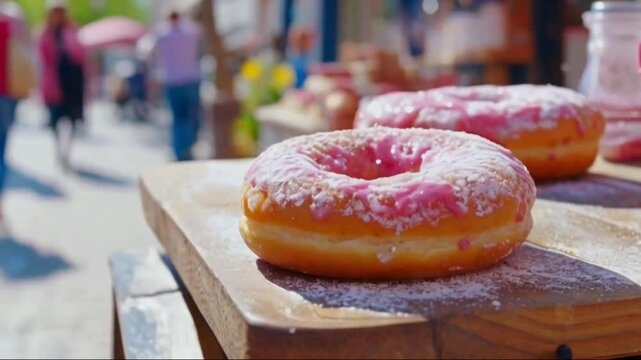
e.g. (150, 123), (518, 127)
(356, 85), (605, 181)
(240, 128), (536, 279)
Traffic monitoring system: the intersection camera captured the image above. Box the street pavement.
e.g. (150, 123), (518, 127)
(0, 99), (177, 358)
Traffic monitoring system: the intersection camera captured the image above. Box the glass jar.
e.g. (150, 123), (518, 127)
(581, 1), (641, 117)
(581, 1), (641, 161)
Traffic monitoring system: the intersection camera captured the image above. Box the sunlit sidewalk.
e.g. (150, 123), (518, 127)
(0, 99), (171, 358)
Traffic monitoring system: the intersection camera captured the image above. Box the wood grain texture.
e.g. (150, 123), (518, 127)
(140, 159), (641, 358)
(109, 248), (207, 359)
(183, 291), (228, 359)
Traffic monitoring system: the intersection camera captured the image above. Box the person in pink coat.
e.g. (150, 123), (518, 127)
(37, 2), (85, 170)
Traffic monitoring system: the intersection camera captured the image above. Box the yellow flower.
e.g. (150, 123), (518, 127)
(240, 58), (263, 82)
(271, 63), (295, 89)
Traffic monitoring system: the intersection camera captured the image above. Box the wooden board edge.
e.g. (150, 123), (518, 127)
(441, 297), (641, 358)
(241, 295), (641, 359)
(245, 321), (436, 359)
(140, 179), (249, 358)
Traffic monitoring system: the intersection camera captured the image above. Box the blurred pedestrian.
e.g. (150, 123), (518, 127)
(0, 1), (31, 222)
(37, 1), (85, 171)
(288, 26), (315, 88)
(148, 10), (202, 161)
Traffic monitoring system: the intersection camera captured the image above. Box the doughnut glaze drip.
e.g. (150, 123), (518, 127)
(356, 85), (600, 141)
(245, 128), (535, 233)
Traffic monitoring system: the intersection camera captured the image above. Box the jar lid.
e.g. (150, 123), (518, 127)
(592, 1), (641, 12)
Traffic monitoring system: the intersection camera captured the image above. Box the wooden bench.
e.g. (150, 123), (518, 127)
(109, 248), (225, 359)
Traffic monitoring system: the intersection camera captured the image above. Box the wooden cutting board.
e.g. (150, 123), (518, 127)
(140, 158), (641, 359)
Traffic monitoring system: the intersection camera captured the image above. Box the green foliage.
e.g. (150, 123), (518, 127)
(13, 0), (150, 28)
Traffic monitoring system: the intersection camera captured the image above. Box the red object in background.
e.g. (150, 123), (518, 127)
(0, 19), (8, 95)
(601, 121), (641, 162)
(325, 90), (359, 130)
(283, 88), (317, 107)
(374, 82), (404, 95)
(406, 73), (459, 93)
(422, 73), (459, 89)
(79, 16), (146, 50)
(308, 62), (351, 78)
(332, 77), (357, 94)
(288, 26), (315, 54)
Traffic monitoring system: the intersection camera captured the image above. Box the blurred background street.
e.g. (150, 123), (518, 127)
(0, 99), (169, 357)
(0, 0), (639, 357)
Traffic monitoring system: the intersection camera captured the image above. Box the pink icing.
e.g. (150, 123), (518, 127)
(576, 120), (586, 136)
(245, 128), (536, 233)
(515, 202), (527, 223)
(356, 85), (599, 141)
(458, 237), (472, 251)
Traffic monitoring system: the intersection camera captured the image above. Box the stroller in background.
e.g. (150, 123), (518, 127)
(112, 60), (149, 122)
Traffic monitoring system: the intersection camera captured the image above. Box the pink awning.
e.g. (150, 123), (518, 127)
(79, 16), (147, 50)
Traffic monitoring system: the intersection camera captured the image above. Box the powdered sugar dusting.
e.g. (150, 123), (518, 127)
(376, 245), (397, 263)
(259, 245), (638, 317)
(245, 128), (535, 233)
(356, 85), (600, 142)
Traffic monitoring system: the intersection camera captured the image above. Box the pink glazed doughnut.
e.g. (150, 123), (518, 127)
(240, 128), (536, 279)
(356, 85), (605, 181)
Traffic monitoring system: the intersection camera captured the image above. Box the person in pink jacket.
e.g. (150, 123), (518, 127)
(37, 2), (85, 170)
(0, 1), (28, 222)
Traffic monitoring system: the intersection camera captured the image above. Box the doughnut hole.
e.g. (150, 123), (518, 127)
(304, 135), (433, 180)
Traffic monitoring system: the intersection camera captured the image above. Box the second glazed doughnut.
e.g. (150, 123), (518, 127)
(356, 85), (605, 181)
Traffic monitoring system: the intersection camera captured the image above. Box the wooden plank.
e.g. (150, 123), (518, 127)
(140, 159), (641, 359)
(109, 248), (205, 359)
(440, 298), (641, 358)
(117, 292), (204, 359)
(110, 248), (178, 300)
